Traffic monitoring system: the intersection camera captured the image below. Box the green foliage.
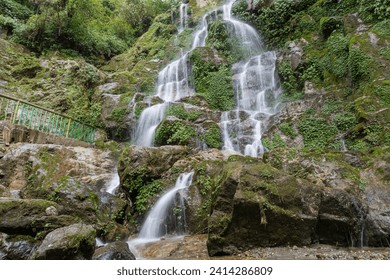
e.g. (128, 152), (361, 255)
(278, 60), (303, 99)
(257, 0), (296, 47)
(324, 32), (349, 78)
(134, 180), (163, 214)
(197, 67), (235, 111)
(155, 120), (196, 146)
(263, 134), (286, 150)
(166, 104), (202, 122)
(7, 0), (175, 60)
(107, 107), (129, 123)
(0, 0), (32, 20)
(204, 123), (222, 149)
(348, 47), (373, 85)
(279, 122), (297, 138)
(321, 99), (343, 115)
(372, 20), (390, 37)
(333, 112), (357, 131)
(298, 117), (338, 149)
(375, 82), (390, 106)
(359, 0), (390, 22)
(191, 48), (234, 110)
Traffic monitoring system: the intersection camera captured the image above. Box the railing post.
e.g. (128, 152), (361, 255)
(66, 119), (71, 138)
(12, 101), (20, 124)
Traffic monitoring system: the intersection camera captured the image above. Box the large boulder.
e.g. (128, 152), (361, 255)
(32, 223), (96, 260)
(0, 198), (78, 236)
(93, 241), (135, 260)
(205, 159), (321, 255)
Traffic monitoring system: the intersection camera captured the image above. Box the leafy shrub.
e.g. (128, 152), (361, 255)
(298, 117), (337, 149)
(334, 112), (357, 131)
(155, 120), (195, 146)
(348, 47), (373, 85)
(204, 123), (222, 149)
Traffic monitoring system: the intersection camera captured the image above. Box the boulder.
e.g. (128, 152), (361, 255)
(0, 233), (38, 260)
(92, 241), (135, 260)
(0, 198), (78, 236)
(32, 223), (96, 260)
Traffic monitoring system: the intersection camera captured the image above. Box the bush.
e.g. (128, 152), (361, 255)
(0, 0), (32, 20)
(299, 117), (337, 149)
(334, 112), (357, 131)
(155, 120), (196, 146)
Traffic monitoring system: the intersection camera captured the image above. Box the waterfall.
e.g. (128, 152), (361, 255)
(132, 0), (281, 155)
(219, 0), (281, 157)
(139, 172), (193, 239)
(178, 3), (189, 33)
(127, 172), (194, 258)
(132, 10), (210, 147)
(106, 169), (120, 194)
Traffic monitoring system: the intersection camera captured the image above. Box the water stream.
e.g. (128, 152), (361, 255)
(127, 172), (194, 258)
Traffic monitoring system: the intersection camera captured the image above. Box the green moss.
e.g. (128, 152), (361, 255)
(320, 17), (343, 39)
(155, 119), (196, 146)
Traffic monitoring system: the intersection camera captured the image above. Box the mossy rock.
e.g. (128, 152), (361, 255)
(32, 223), (96, 260)
(320, 16), (344, 39)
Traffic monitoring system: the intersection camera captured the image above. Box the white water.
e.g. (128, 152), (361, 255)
(127, 172), (194, 258)
(106, 169), (120, 194)
(132, 9), (210, 147)
(220, 0), (281, 157)
(178, 3), (189, 33)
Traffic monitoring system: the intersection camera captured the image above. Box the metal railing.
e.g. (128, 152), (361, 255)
(0, 93), (96, 143)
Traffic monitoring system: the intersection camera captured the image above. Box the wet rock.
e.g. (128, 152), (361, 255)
(92, 241), (135, 260)
(32, 223), (96, 260)
(0, 233), (38, 260)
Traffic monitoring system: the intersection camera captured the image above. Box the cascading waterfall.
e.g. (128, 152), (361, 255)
(139, 172), (193, 239)
(219, 0), (281, 157)
(127, 172), (194, 257)
(178, 3), (189, 33)
(132, 11), (210, 146)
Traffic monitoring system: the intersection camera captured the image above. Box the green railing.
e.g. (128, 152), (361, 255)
(0, 93), (96, 143)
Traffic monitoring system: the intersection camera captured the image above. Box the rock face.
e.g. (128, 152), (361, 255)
(0, 198), (78, 236)
(0, 143), (131, 259)
(93, 241), (135, 260)
(32, 223), (96, 260)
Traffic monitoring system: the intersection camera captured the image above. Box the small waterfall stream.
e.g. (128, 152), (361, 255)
(127, 172), (194, 258)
